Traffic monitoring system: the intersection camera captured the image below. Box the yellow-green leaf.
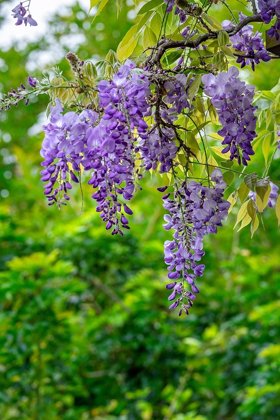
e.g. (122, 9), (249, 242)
(137, 0), (162, 14)
(207, 154), (218, 174)
(256, 183), (271, 212)
(90, 0), (100, 10)
(201, 13), (223, 30)
(262, 134), (271, 165)
(143, 26), (157, 50)
(137, 10), (154, 31)
(208, 133), (223, 141)
(220, 46), (235, 58)
(211, 146), (230, 159)
(251, 214), (259, 237)
(238, 181), (250, 204)
(91, 0), (109, 21)
(186, 132), (200, 153)
(237, 213), (252, 232)
(117, 24), (141, 61)
(234, 201), (249, 228)
(223, 171), (234, 186)
(227, 191), (237, 214)
(247, 199), (256, 220)
(188, 74), (202, 102)
(149, 12), (162, 38)
(218, 31), (229, 47)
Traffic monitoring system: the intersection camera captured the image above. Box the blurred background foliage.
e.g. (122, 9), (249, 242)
(0, 0), (280, 419)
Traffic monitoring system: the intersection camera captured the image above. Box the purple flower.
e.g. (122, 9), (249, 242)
(222, 15), (271, 70)
(12, 2), (38, 26)
(28, 76), (37, 88)
(163, 170), (230, 315)
(202, 67), (257, 165)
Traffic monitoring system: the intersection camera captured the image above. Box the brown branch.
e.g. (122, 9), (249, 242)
(144, 13), (263, 67)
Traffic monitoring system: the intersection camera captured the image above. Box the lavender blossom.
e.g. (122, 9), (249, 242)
(202, 67), (257, 165)
(161, 169), (230, 315)
(222, 17), (271, 70)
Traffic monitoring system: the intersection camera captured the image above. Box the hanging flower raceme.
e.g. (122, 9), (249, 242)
(40, 99), (98, 207)
(258, 0), (280, 39)
(222, 17), (271, 70)
(202, 67), (257, 166)
(85, 60), (151, 234)
(160, 169), (230, 316)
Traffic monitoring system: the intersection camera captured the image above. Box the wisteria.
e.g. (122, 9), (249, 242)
(222, 17), (271, 70)
(202, 67), (257, 166)
(258, 0), (280, 39)
(40, 60), (153, 234)
(161, 169), (230, 315)
(12, 1), (37, 27)
(2, 0), (280, 319)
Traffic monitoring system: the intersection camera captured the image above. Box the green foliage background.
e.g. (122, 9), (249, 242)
(0, 1), (280, 419)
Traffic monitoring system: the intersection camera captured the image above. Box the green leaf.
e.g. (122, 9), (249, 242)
(234, 201), (249, 228)
(201, 13), (223, 30)
(261, 90), (276, 100)
(238, 181), (250, 204)
(143, 26), (157, 50)
(213, 52), (227, 70)
(247, 199), (256, 220)
(256, 183), (271, 212)
(91, 0), (109, 21)
(117, 24), (141, 61)
(220, 46), (235, 58)
(211, 146), (230, 159)
(138, 0), (162, 15)
(186, 132), (200, 153)
(266, 108), (272, 129)
(208, 133), (223, 141)
(90, 0), (100, 10)
(196, 97), (205, 114)
(227, 191), (237, 213)
(237, 213), (251, 232)
(262, 134), (271, 165)
(218, 31), (229, 47)
(223, 171), (234, 186)
(188, 74), (202, 102)
(220, 160), (233, 169)
(251, 214), (259, 237)
(149, 12), (162, 38)
(253, 129), (270, 151)
(137, 10), (154, 31)
(244, 173), (258, 191)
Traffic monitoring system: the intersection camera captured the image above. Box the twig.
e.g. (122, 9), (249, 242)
(144, 14), (263, 67)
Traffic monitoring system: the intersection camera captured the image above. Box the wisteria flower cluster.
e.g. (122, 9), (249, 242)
(222, 17), (271, 70)
(12, 1), (37, 27)
(202, 67), (257, 166)
(41, 60), (153, 234)
(160, 169), (230, 315)
(258, 0), (280, 39)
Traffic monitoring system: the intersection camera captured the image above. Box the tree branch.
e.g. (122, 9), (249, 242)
(145, 13), (263, 67)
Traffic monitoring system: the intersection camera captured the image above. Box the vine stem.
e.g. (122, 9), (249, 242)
(187, 113), (211, 186)
(189, 160), (280, 186)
